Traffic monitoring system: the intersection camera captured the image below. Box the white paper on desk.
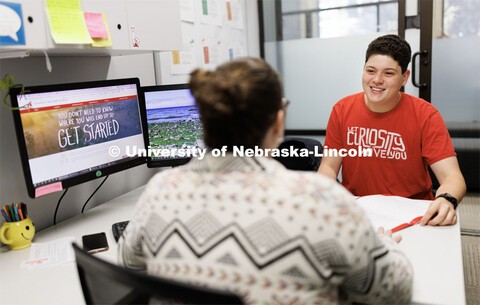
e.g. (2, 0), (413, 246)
(356, 195), (432, 231)
(21, 236), (76, 269)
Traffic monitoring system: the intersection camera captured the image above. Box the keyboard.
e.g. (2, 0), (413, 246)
(112, 220), (129, 242)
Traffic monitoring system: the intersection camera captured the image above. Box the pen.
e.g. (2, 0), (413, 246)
(1, 209), (11, 222)
(14, 204), (19, 222)
(18, 203), (24, 220)
(21, 203), (28, 217)
(12, 204), (18, 221)
(9, 204), (16, 222)
(3, 206), (11, 220)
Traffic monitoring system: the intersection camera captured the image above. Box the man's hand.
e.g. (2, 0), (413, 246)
(420, 197), (457, 226)
(377, 227), (402, 243)
(426, 156), (465, 226)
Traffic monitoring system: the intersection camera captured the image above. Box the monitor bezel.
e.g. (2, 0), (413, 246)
(9, 78), (147, 198)
(140, 84), (200, 168)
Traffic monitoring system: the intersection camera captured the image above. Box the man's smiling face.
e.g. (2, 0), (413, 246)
(362, 54), (410, 112)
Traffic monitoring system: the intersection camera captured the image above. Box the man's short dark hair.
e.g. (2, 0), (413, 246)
(365, 35), (411, 74)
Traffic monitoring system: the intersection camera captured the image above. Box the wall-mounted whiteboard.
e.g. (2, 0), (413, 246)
(156, 0), (248, 85)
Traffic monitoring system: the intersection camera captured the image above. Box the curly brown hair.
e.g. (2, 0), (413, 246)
(188, 58), (283, 151)
(365, 35), (411, 73)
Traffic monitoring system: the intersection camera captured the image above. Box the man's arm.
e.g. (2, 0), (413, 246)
(420, 156), (466, 226)
(317, 155), (342, 181)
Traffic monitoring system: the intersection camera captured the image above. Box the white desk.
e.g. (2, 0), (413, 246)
(0, 186), (466, 305)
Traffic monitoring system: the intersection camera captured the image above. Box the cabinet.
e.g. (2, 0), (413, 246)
(0, 0), (48, 51)
(79, 0), (131, 51)
(0, 0), (182, 56)
(124, 0), (182, 51)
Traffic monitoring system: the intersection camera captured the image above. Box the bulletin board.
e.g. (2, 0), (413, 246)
(156, 0), (248, 85)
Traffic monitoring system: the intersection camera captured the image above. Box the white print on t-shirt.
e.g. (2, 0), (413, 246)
(347, 127), (407, 160)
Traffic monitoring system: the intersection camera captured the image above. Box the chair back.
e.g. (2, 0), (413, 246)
(274, 137), (323, 171)
(72, 243), (243, 304)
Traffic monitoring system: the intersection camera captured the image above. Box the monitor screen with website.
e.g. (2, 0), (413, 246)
(141, 84), (204, 168)
(9, 78), (146, 198)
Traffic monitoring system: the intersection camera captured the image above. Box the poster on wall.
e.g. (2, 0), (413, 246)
(169, 22), (198, 75)
(157, 0), (247, 84)
(224, 0), (244, 30)
(225, 44), (244, 61)
(180, 0), (195, 22)
(221, 27), (245, 61)
(199, 25), (222, 70)
(200, 0), (222, 27)
(201, 43), (222, 69)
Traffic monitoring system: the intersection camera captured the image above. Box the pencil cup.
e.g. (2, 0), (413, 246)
(0, 217), (35, 250)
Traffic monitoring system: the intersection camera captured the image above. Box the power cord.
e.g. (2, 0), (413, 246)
(53, 188), (69, 225)
(52, 175), (109, 225)
(81, 175), (109, 213)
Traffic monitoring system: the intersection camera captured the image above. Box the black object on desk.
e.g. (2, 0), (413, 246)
(112, 221), (129, 242)
(82, 232), (109, 253)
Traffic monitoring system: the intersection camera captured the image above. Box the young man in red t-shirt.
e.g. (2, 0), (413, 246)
(318, 34), (466, 226)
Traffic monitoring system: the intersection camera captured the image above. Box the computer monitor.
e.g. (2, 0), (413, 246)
(9, 78), (147, 198)
(141, 84), (204, 168)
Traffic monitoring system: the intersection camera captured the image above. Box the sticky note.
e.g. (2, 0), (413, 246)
(35, 182), (63, 198)
(46, 0), (92, 44)
(84, 12), (108, 38)
(91, 14), (112, 47)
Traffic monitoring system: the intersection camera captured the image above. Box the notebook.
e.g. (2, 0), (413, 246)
(356, 195), (431, 232)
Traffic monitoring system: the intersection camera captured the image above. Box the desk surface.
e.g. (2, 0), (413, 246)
(0, 186), (466, 305)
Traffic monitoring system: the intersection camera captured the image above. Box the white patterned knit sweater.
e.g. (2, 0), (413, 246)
(118, 154), (412, 304)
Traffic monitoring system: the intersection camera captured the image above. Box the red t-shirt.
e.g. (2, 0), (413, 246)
(325, 92), (456, 200)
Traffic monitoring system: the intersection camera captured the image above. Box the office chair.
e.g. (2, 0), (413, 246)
(72, 243), (243, 305)
(274, 137), (323, 171)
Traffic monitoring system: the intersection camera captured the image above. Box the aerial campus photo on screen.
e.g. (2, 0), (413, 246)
(145, 90), (204, 158)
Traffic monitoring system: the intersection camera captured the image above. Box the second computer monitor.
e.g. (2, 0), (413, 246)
(141, 84), (204, 167)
